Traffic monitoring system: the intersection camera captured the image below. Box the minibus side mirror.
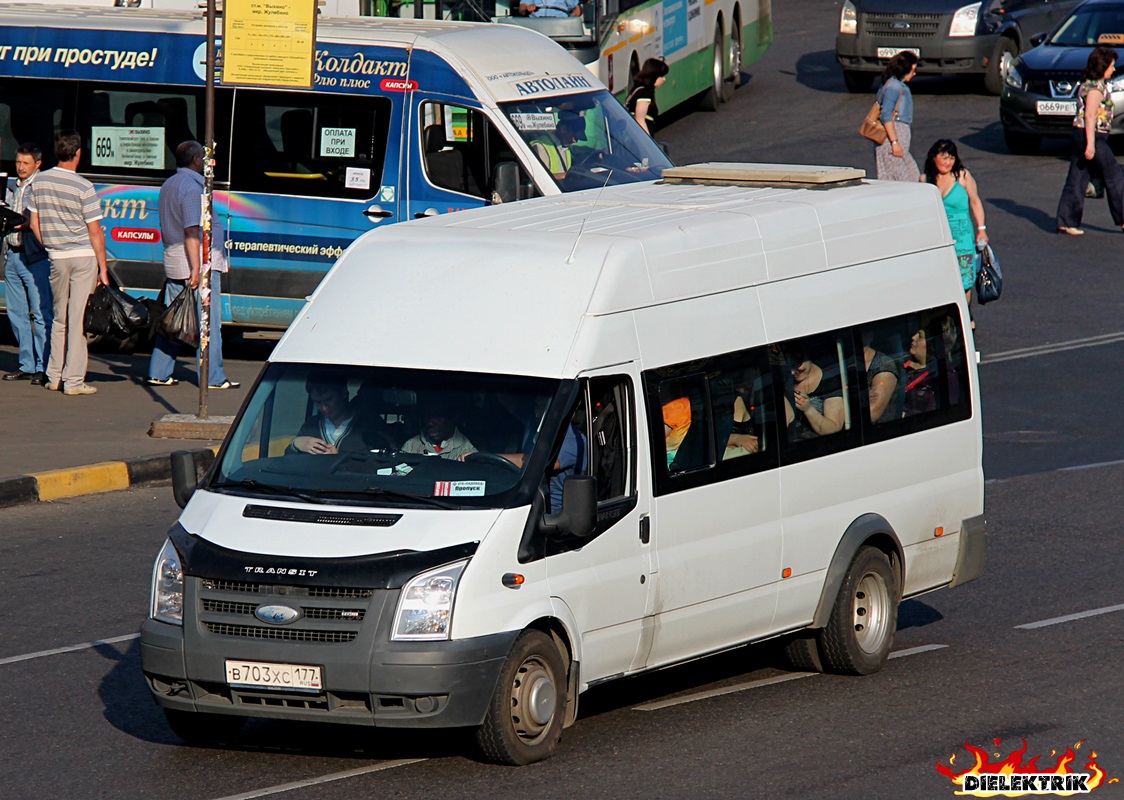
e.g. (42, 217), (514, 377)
(543, 475), (597, 538)
(171, 450), (198, 509)
(492, 161), (520, 204)
(1029, 32), (1046, 47)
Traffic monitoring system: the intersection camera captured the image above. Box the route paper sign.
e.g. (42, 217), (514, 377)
(222, 0), (316, 89)
(91, 126), (165, 169)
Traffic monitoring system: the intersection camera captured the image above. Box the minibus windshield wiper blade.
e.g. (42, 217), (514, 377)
(212, 479), (326, 505)
(312, 487), (462, 510)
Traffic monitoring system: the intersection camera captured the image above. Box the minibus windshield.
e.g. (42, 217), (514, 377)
(500, 90), (672, 191)
(214, 363), (564, 508)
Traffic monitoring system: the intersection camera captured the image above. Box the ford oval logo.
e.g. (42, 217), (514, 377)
(891, 21), (910, 30)
(255, 604), (301, 624)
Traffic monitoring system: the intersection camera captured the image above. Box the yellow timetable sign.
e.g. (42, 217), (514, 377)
(221, 0), (316, 89)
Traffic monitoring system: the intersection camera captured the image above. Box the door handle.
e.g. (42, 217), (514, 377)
(414, 207), (441, 219)
(363, 206), (393, 219)
(639, 514), (650, 544)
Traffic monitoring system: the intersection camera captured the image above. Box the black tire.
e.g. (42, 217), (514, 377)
(699, 25), (724, 111)
(818, 546), (898, 676)
(1003, 128), (1042, 155)
(985, 37), (1017, 95)
(475, 630), (567, 765)
(843, 70), (875, 94)
(164, 708), (246, 745)
(721, 21), (742, 102)
(782, 631), (825, 673)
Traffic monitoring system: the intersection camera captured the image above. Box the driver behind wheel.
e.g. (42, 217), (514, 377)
(529, 114), (583, 181)
(401, 402), (478, 460)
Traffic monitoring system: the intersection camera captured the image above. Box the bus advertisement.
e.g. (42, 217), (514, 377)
(0, 4), (672, 331)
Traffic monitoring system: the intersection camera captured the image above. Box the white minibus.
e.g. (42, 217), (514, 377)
(142, 163), (986, 765)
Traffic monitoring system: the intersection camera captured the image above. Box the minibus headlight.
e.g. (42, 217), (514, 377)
(840, 0), (857, 35)
(391, 560), (468, 641)
(151, 538), (184, 626)
(949, 2), (981, 37)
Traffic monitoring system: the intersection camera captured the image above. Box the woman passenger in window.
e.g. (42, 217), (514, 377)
(784, 347), (845, 440)
(862, 330), (902, 424)
(902, 329), (938, 417)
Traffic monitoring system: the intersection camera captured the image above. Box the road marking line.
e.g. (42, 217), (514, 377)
(982, 331), (1124, 365)
(1015, 603), (1124, 630)
(210, 760), (425, 800)
(633, 644), (946, 711)
(0, 633), (140, 666)
(632, 672), (814, 712)
(888, 643), (948, 659)
(1058, 458), (1124, 472)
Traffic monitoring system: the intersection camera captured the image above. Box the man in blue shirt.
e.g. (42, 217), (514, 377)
(516, 0), (581, 17)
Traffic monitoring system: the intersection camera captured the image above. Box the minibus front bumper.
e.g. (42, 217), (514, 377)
(140, 601), (519, 729)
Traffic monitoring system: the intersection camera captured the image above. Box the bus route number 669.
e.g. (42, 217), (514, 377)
(225, 659), (323, 691)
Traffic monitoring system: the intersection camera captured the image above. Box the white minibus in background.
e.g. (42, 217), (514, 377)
(142, 163), (986, 765)
(0, 3), (670, 331)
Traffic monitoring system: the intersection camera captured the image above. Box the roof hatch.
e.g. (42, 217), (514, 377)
(661, 162), (866, 189)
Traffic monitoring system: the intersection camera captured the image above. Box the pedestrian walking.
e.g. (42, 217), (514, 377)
(874, 51), (920, 182)
(2, 142), (51, 385)
(28, 130), (109, 396)
(146, 140), (239, 390)
(626, 58), (669, 136)
(1055, 46), (1124, 235)
(923, 139), (988, 311)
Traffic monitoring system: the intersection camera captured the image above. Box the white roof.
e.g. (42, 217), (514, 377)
(0, 4), (599, 100)
(273, 165), (954, 377)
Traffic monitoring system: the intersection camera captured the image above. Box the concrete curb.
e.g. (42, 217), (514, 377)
(0, 447), (219, 509)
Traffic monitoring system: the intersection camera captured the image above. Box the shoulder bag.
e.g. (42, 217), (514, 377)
(859, 86), (903, 145)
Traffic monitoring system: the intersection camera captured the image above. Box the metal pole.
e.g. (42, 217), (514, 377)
(199, 0), (217, 420)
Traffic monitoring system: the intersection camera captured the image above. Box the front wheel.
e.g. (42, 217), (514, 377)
(476, 630), (567, 765)
(818, 546), (898, 675)
(985, 37), (1018, 95)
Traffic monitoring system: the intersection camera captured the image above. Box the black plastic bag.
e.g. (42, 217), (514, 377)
(975, 244), (1003, 305)
(106, 285), (149, 333)
(156, 285), (199, 348)
(84, 283), (115, 337)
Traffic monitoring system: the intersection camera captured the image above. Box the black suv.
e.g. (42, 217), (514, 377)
(1000, 0), (1124, 153)
(836, 0), (1082, 94)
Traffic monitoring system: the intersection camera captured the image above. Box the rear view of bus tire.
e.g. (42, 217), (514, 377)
(164, 708), (246, 746)
(475, 630), (567, 765)
(819, 546), (898, 675)
(699, 25), (725, 111)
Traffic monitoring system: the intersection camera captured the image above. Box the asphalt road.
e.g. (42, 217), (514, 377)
(5, 0), (1124, 797)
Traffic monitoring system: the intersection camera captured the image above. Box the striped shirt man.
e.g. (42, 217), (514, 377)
(27, 167), (103, 258)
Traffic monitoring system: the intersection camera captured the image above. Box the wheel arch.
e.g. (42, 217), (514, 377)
(809, 513), (904, 629)
(996, 23), (1022, 51)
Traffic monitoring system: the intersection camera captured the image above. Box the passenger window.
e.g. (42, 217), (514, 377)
(777, 333), (853, 445)
(75, 85), (200, 175)
(419, 101), (534, 202)
(230, 90), (391, 199)
(0, 82), (66, 170)
(644, 348), (776, 495)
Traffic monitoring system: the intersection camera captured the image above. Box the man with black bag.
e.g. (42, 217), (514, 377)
(146, 141), (238, 390)
(2, 143), (51, 385)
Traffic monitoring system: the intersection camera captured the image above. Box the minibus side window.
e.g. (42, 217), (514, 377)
(586, 377), (633, 503)
(644, 347), (777, 496)
(74, 85), (201, 176)
(774, 332), (861, 462)
(230, 90), (391, 199)
(0, 82), (68, 169)
(419, 101), (534, 202)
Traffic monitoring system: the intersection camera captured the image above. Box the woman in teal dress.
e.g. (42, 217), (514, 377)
(923, 139), (988, 306)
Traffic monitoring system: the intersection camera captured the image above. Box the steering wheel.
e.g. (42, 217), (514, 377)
(464, 452), (521, 473)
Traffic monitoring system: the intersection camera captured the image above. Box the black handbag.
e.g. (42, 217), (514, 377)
(975, 244), (1002, 305)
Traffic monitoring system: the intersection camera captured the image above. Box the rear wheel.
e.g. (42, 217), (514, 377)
(818, 546), (898, 675)
(985, 36), (1018, 95)
(164, 708), (246, 746)
(721, 22), (742, 101)
(1003, 128), (1042, 155)
(843, 70), (875, 94)
(475, 630), (567, 765)
(699, 24), (725, 111)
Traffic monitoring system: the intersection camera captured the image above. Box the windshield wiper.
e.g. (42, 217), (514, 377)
(211, 478), (326, 505)
(312, 486), (462, 510)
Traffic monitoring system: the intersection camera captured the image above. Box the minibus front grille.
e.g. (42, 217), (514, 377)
(204, 622), (358, 644)
(202, 599), (366, 622)
(201, 579), (374, 599)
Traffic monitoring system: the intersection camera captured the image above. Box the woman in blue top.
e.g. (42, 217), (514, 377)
(923, 139), (987, 305)
(874, 51), (920, 182)
(1055, 46), (1124, 235)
